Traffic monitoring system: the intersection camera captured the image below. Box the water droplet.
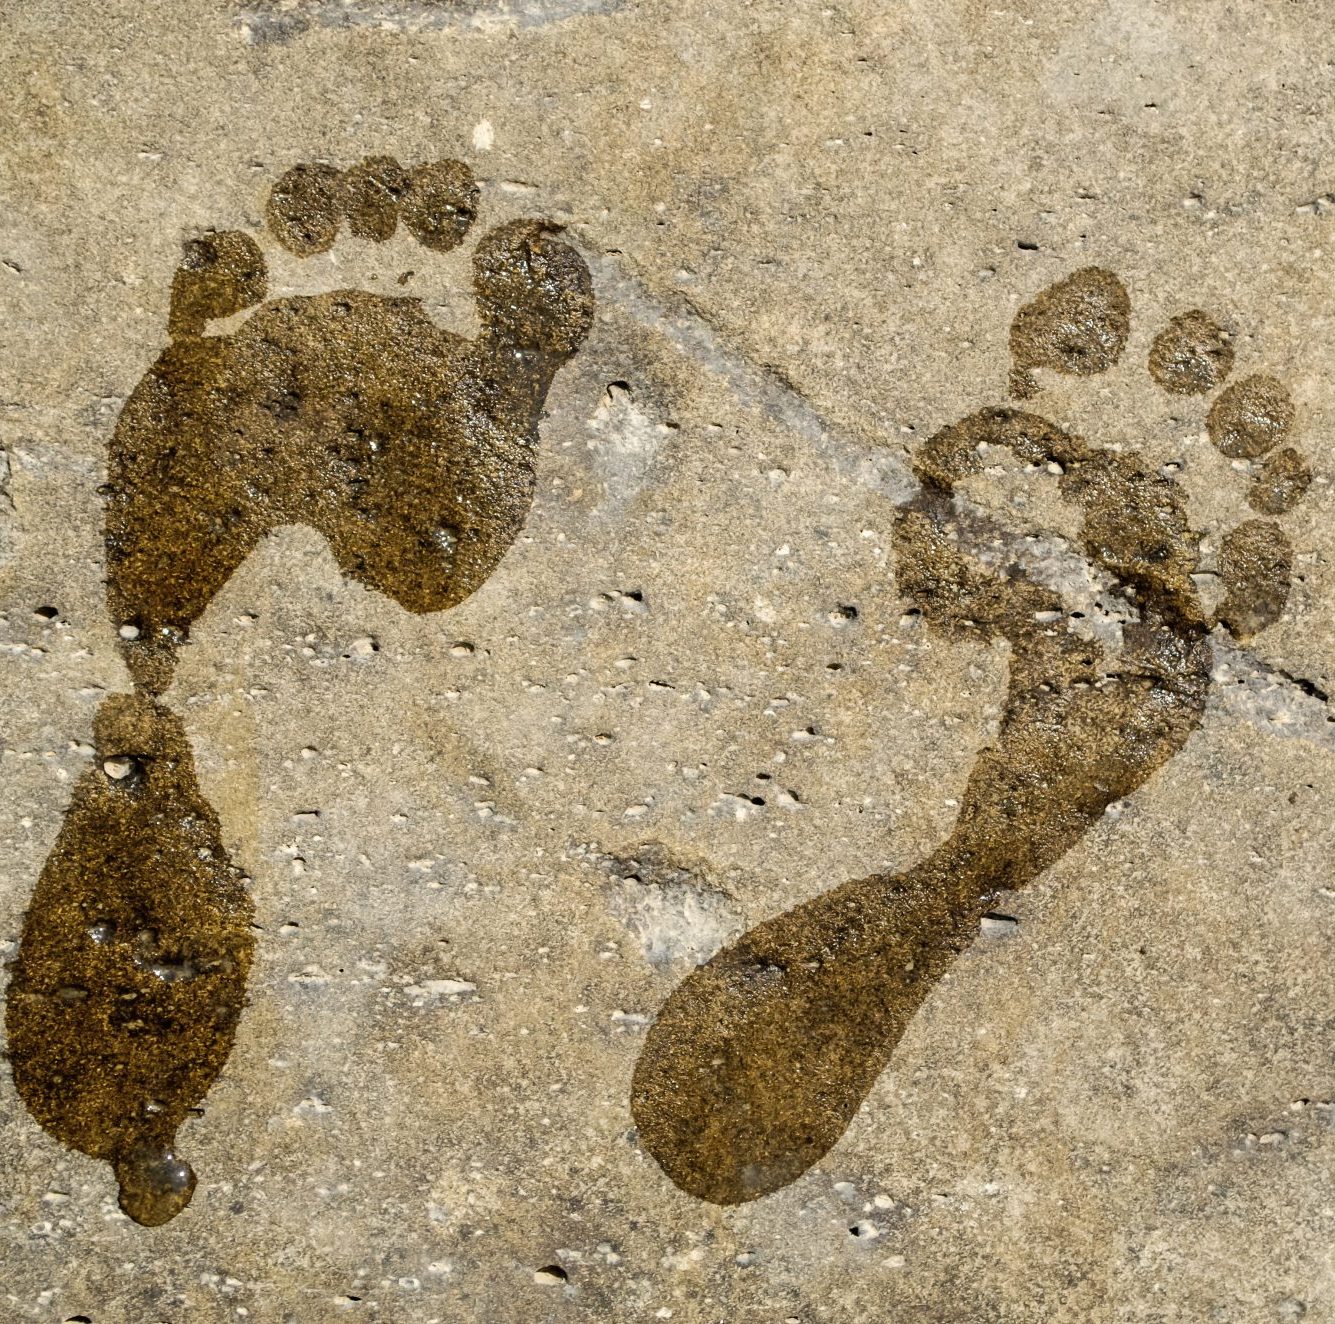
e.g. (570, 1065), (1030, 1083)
(435, 521), (460, 557)
(146, 959), (198, 984)
(114, 1143), (196, 1227)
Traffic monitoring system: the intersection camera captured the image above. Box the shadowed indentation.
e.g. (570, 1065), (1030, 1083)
(235, 0), (627, 45)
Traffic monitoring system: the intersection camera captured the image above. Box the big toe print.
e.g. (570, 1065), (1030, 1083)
(1007, 265), (1131, 399)
(7, 158), (593, 1223)
(632, 271), (1313, 1204)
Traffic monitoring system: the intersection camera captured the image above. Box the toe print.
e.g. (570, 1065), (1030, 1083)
(632, 269), (1313, 1205)
(265, 161), (345, 256)
(1208, 373), (1295, 458)
(1250, 446), (1312, 515)
(399, 159), (480, 251)
(343, 155), (409, 241)
(1190, 358), (1309, 641)
(1148, 309), (1234, 395)
(166, 230), (267, 338)
(6, 158), (593, 1223)
(1007, 265), (1131, 398)
(1217, 518), (1294, 640)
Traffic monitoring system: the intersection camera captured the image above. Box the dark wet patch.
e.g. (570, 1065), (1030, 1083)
(1208, 373), (1295, 459)
(1148, 310), (1234, 395)
(168, 231), (267, 338)
(269, 157), (471, 255)
(400, 161), (480, 253)
(632, 405), (1218, 1204)
(1007, 267), (1130, 399)
(110, 212), (592, 695)
(4, 695), (254, 1226)
(1218, 518), (1293, 639)
(266, 162), (345, 256)
(344, 155), (409, 242)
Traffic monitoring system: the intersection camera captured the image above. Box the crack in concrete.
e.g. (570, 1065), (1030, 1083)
(235, 0), (623, 43)
(580, 249), (920, 506)
(1210, 640), (1335, 749)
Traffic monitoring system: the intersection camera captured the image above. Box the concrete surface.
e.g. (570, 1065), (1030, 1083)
(1, 1), (1334, 1320)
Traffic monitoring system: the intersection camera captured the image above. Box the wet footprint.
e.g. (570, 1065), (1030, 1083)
(6, 158), (593, 1223)
(111, 156), (594, 695)
(631, 270), (1313, 1204)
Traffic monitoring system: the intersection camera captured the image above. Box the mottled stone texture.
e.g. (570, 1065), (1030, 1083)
(2, 2), (1334, 1321)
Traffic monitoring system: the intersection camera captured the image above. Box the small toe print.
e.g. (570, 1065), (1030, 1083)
(1250, 446), (1312, 515)
(400, 160), (479, 252)
(267, 162), (344, 256)
(1217, 517), (1294, 639)
(344, 155), (408, 242)
(1208, 373), (1295, 458)
(1148, 310), (1234, 394)
(168, 231), (267, 338)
